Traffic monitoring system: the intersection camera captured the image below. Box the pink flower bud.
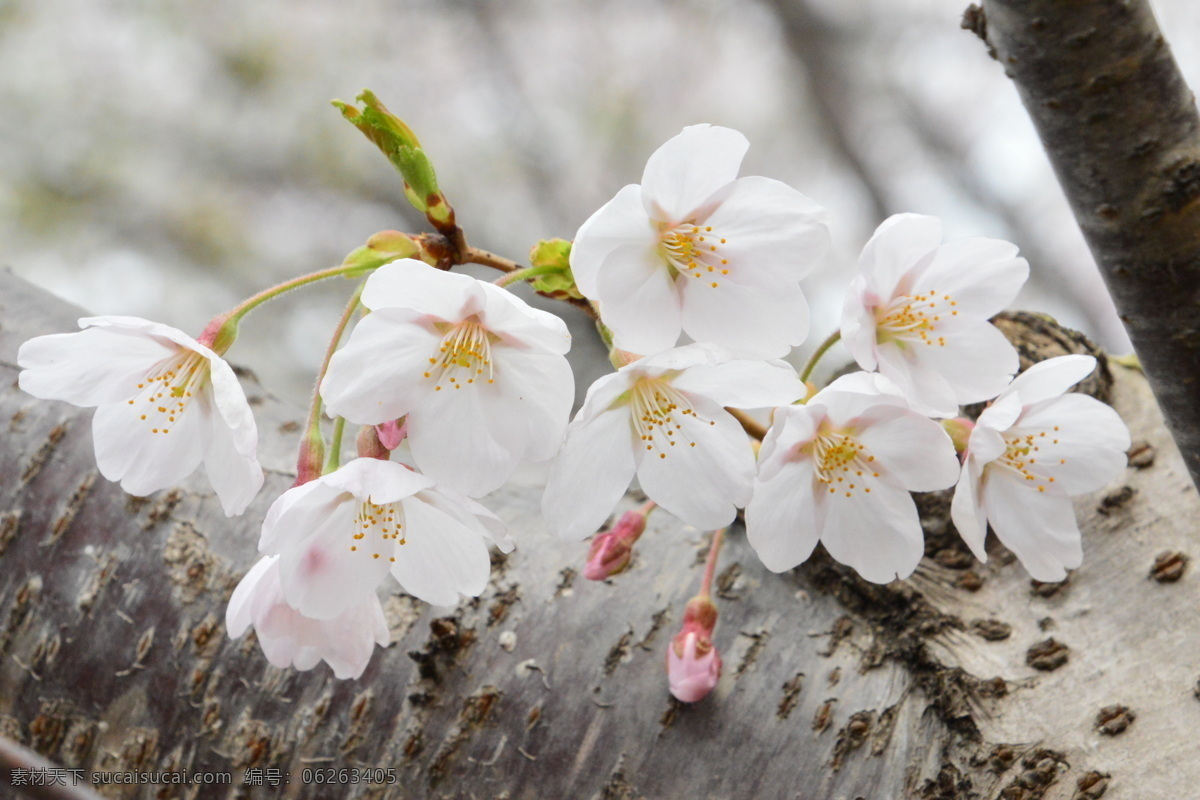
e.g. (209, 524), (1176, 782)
(583, 508), (648, 581)
(375, 418), (408, 451)
(291, 428), (326, 488)
(666, 595), (721, 703)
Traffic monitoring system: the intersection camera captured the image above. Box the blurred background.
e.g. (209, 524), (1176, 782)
(4, 0), (1197, 404)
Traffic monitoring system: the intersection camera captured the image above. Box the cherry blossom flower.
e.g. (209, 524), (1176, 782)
(746, 372), (960, 583)
(17, 315), (263, 515)
(226, 555), (388, 680)
(570, 124), (830, 358)
(543, 343), (805, 541)
(951, 355), (1130, 581)
(259, 457), (512, 618)
(841, 214), (1030, 416)
(320, 259), (573, 497)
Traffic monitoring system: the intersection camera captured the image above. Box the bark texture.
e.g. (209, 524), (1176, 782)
(973, 0), (1200, 490)
(1, 270), (1199, 799)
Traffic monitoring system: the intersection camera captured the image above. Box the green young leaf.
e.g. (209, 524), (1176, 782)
(527, 238), (583, 299)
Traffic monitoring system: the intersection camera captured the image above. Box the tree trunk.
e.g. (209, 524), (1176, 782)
(1, 269), (1197, 799)
(970, 0), (1200, 492)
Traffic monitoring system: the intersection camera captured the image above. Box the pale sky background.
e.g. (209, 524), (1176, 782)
(3, 0), (1196, 402)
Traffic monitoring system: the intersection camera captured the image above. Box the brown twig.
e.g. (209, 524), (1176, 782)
(726, 408), (768, 442)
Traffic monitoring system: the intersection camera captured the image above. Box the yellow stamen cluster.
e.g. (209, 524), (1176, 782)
(875, 290), (958, 347)
(997, 425), (1063, 492)
(423, 317), (496, 391)
(630, 378), (715, 460)
(809, 427), (880, 498)
(659, 223), (731, 289)
(126, 352), (209, 434)
(350, 500), (405, 562)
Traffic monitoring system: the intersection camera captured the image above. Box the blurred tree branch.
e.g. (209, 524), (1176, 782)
(973, 0), (1200, 491)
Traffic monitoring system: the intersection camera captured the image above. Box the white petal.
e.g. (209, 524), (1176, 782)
(840, 275), (879, 372)
(91, 392), (211, 497)
(596, 242), (683, 355)
(640, 124), (748, 222)
(1004, 355), (1098, 407)
(746, 461), (820, 571)
(320, 456), (435, 504)
(390, 494), (492, 606)
(756, 405), (819, 482)
(18, 327), (175, 406)
(543, 407), (637, 541)
(875, 341), (959, 418)
(699, 176), (830, 285)
(631, 341), (733, 373)
(679, 276), (810, 359)
(487, 346), (574, 463)
(967, 423), (1008, 464)
(570, 184), (657, 300)
(205, 355), (263, 515)
(815, 484), (925, 583)
(634, 398), (755, 531)
(982, 473), (1082, 581)
(226, 556), (278, 637)
(950, 460), (988, 562)
(915, 238), (1028, 318)
(361, 258), (484, 319)
(575, 369), (638, 421)
(320, 309), (443, 425)
(975, 393), (1023, 437)
(479, 281), (572, 354)
(857, 214), (943, 299)
(671, 358), (805, 409)
(259, 477), (340, 553)
(1009, 395), (1130, 494)
(854, 407), (960, 492)
(419, 486), (513, 553)
(914, 320), (1019, 405)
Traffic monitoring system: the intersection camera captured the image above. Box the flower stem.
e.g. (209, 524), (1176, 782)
(326, 416), (347, 473)
(726, 408), (768, 441)
(699, 528), (726, 599)
(225, 263), (375, 326)
(494, 264), (568, 288)
(303, 283), (365, 441)
(799, 329), (842, 383)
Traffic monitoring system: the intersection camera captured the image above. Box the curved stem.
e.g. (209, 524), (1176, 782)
(799, 329), (842, 384)
(726, 408), (768, 441)
(465, 246), (521, 273)
(303, 283), (365, 441)
(326, 416), (347, 473)
(699, 528), (726, 598)
(225, 263), (374, 326)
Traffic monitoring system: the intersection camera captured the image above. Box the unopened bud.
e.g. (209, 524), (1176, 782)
(666, 594), (721, 702)
(196, 313), (238, 357)
(356, 425), (390, 461)
(341, 230), (421, 272)
(942, 416), (975, 454)
(292, 427), (326, 488)
(584, 508), (649, 581)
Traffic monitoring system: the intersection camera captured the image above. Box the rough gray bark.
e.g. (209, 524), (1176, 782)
(970, 0), (1200, 491)
(2, 269), (1198, 800)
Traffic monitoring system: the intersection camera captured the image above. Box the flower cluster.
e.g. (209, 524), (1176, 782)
(18, 119), (1131, 691)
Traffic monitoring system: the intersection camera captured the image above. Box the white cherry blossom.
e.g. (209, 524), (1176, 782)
(841, 214), (1030, 416)
(226, 555), (388, 680)
(543, 343), (805, 541)
(746, 373), (960, 583)
(259, 457), (512, 618)
(951, 355), (1130, 581)
(18, 315), (263, 515)
(321, 259), (574, 497)
(570, 124), (830, 358)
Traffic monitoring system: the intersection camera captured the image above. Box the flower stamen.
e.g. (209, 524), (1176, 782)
(132, 352), (210, 435)
(659, 223), (732, 288)
(426, 318), (496, 391)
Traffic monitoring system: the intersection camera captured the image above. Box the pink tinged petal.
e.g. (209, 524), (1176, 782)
(18, 327), (176, 406)
(950, 460), (989, 562)
(317, 596), (390, 679)
(854, 407), (960, 492)
(914, 320), (1020, 405)
(390, 494), (493, 606)
(320, 309), (443, 425)
(360, 258), (485, 319)
(226, 555), (278, 637)
(746, 461), (820, 572)
(670, 358), (805, 409)
(678, 276), (810, 359)
(478, 282), (572, 354)
(857, 214), (943, 300)
(570, 183), (657, 300)
(204, 356), (263, 515)
(1004, 355), (1098, 407)
(91, 390), (212, 497)
(915, 238), (1028, 318)
(596, 242), (683, 355)
(982, 472), (1082, 582)
(698, 176), (830, 285)
(486, 346), (575, 463)
(634, 397), (756, 531)
(756, 405), (819, 482)
(967, 424), (1008, 464)
(840, 275), (879, 372)
(543, 407), (638, 541)
(258, 477), (341, 553)
(976, 393), (1023, 437)
(815, 483), (925, 584)
(640, 124), (748, 222)
(320, 457), (435, 504)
